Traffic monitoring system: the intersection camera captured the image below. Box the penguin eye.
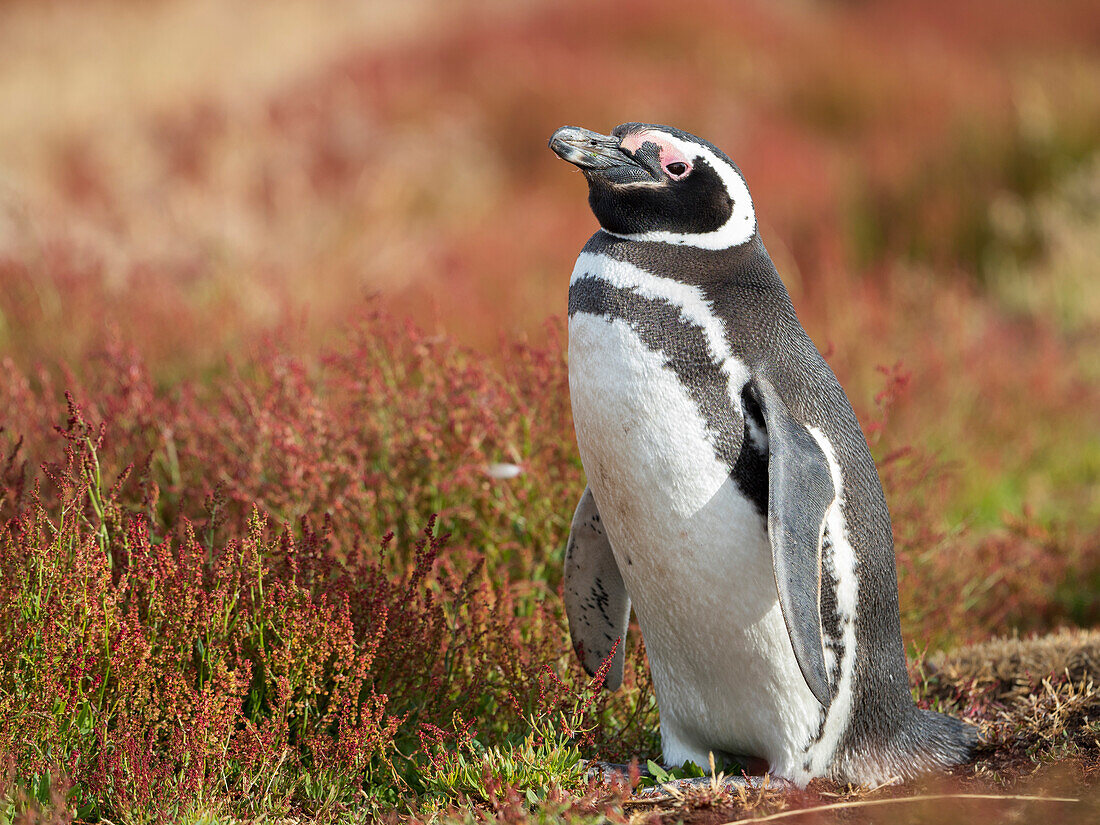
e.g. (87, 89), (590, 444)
(665, 162), (689, 179)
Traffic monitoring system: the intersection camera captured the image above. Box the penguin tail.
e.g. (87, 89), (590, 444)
(906, 708), (981, 771)
(836, 708), (979, 785)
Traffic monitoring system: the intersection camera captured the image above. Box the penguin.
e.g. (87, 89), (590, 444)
(549, 123), (977, 786)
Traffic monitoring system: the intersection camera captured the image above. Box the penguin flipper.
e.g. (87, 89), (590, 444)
(753, 379), (836, 708)
(563, 486), (630, 690)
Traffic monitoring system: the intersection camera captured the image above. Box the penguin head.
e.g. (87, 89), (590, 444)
(549, 123), (757, 249)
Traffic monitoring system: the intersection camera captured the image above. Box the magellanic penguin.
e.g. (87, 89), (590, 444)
(549, 123), (977, 786)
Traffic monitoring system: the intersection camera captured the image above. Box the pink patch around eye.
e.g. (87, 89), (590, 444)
(620, 130), (692, 177)
(619, 130), (657, 154)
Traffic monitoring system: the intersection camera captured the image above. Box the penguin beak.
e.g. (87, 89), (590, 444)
(549, 126), (646, 174)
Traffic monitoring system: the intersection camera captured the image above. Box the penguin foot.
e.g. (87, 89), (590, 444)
(584, 758), (788, 796)
(634, 774), (790, 798)
(582, 760), (635, 784)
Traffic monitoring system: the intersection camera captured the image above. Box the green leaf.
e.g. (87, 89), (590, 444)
(646, 759), (669, 783)
(679, 759), (706, 778)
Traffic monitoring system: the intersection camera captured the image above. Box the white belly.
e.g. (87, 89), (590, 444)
(569, 311), (821, 774)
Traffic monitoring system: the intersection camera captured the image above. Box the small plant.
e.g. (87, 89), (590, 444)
(421, 645), (622, 807)
(642, 759), (707, 787)
(421, 713), (589, 806)
(637, 755), (748, 791)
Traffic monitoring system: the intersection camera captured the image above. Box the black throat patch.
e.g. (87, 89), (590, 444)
(586, 160), (734, 236)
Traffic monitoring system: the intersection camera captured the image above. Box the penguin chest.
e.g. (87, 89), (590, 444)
(568, 309), (822, 766)
(567, 310), (774, 624)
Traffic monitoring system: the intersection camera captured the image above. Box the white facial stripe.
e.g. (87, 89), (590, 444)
(571, 252), (751, 394)
(804, 426), (860, 777)
(603, 130), (757, 250)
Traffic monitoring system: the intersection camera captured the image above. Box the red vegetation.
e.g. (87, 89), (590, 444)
(0, 316), (663, 818)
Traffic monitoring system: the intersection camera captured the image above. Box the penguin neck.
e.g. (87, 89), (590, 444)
(578, 229), (804, 367)
(583, 229), (789, 297)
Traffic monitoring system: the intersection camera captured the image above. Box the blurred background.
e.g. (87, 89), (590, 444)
(0, 0), (1097, 552)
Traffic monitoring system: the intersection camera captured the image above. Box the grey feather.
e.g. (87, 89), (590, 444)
(755, 378), (836, 707)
